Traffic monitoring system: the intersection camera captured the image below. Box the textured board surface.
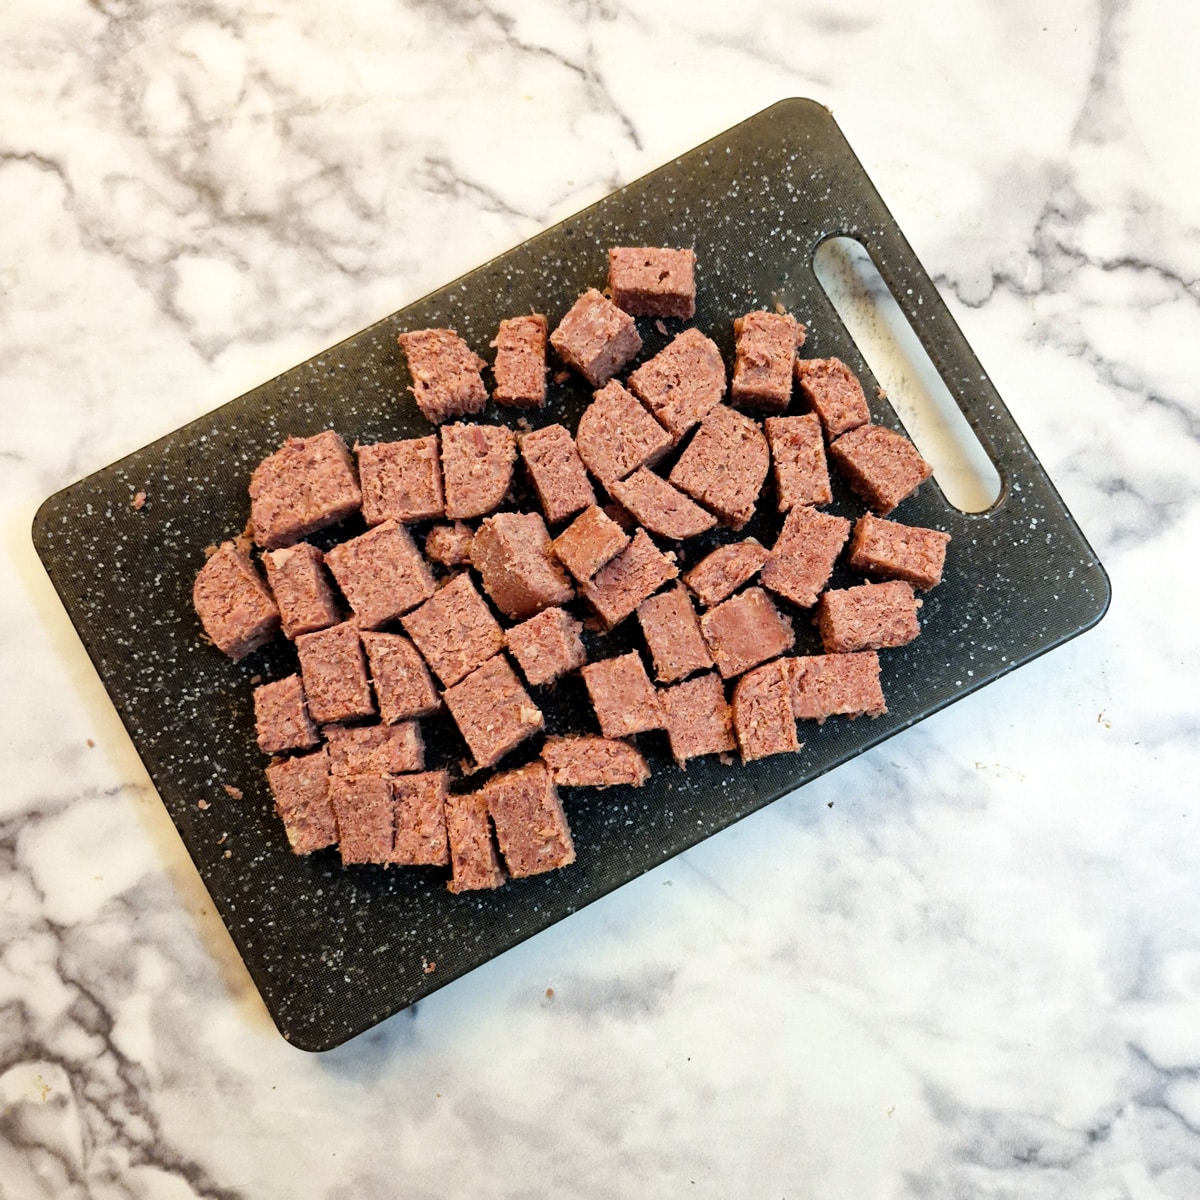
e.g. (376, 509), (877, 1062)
(33, 99), (1109, 1051)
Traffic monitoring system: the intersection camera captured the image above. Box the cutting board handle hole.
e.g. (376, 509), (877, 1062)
(812, 236), (1002, 514)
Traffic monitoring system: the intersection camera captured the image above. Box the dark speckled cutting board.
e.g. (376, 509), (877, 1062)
(33, 99), (1110, 1051)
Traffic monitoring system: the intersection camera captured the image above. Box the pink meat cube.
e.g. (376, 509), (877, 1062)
(730, 312), (804, 413)
(541, 736), (650, 789)
(581, 652), (664, 739)
(491, 313), (548, 409)
(356, 437), (444, 525)
(442, 654), (544, 769)
(253, 674), (319, 754)
(683, 539), (769, 608)
(549, 287), (643, 387)
(668, 404), (770, 529)
(262, 543), (340, 639)
(759, 506), (851, 609)
(816, 581), (922, 653)
(506, 606), (587, 687)
(396, 328), (488, 425)
(440, 423), (517, 520)
(519, 423), (596, 525)
(794, 357), (871, 439)
(482, 762), (575, 880)
(787, 652), (887, 722)
(829, 424), (933, 515)
(265, 748), (336, 855)
(471, 511), (574, 621)
(552, 505), (630, 584)
(445, 788), (506, 892)
(391, 771), (451, 866)
(731, 659), (801, 762)
(360, 631), (441, 723)
(193, 541), (280, 661)
(323, 520), (435, 629)
(574, 380), (672, 488)
(637, 585), (713, 683)
(400, 573), (504, 688)
(295, 621), (375, 724)
(700, 587), (795, 680)
(609, 468), (717, 541)
(579, 528), (679, 630)
(661, 671), (736, 766)
(607, 247), (697, 319)
(324, 722), (424, 776)
(845, 513), (951, 590)
(765, 413), (833, 510)
(330, 776), (395, 865)
(627, 328), (725, 437)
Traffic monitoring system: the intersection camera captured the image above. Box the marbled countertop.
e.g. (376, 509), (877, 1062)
(4, 1), (1198, 1196)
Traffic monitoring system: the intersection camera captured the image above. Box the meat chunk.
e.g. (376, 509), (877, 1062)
(683, 539), (769, 608)
(581, 652), (664, 739)
(442, 654), (544, 769)
(323, 520), (435, 629)
(295, 621), (375, 724)
(265, 748), (336, 855)
(249, 430), (362, 550)
(609, 468), (717, 541)
(400, 573), (504, 688)
(846, 513), (951, 590)
(330, 775), (395, 865)
(541, 736), (650, 789)
(700, 586), (795, 680)
(765, 413), (833, 510)
(668, 404), (769, 529)
(482, 762), (575, 879)
(424, 520), (475, 567)
(253, 674), (319, 754)
(360, 631), (440, 723)
(471, 511), (574, 621)
(391, 771), (451, 866)
(396, 328), (488, 424)
(574, 380), (672, 488)
(551, 505), (630, 584)
(816, 581), (922, 653)
(549, 287), (642, 386)
(787, 652), (887, 722)
(445, 788), (505, 892)
(730, 311), (803, 413)
(519, 423), (596, 525)
(627, 328), (725, 438)
(324, 722), (425, 776)
(759, 506), (851, 609)
(731, 660), (801, 762)
(440, 422), (516, 520)
(506, 606), (587, 687)
(829, 424), (933, 515)
(580, 527), (679, 629)
(491, 313), (548, 409)
(637, 585), (713, 683)
(262, 543), (339, 639)
(356, 437), (444, 525)
(661, 671), (736, 766)
(607, 247), (697, 319)
(794, 357), (871, 439)
(193, 541), (280, 660)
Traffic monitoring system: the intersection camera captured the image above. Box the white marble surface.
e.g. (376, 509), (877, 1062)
(4, 0), (1199, 1195)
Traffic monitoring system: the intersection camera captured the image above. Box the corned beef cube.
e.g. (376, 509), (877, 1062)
(787, 652), (887, 722)
(360, 631), (440, 723)
(552, 505), (630, 584)
(668, 404), (770, 529)
(330, 776), (395, 865)
(574, 380), (672, 488)
(637, 585), (713, 683)
(262, 543), (339, 639)
(356, 437), (444, 525)
(732, 660), (801, 762)
(445, 788), (505, 892)
(627, 328), (725, 437)
(519, 423), (596, 525)
(249, 431), (362, 550)
(829, 424), (933, 515)
(491, 314), (548, 409)
(265, 747), (336, 855)
(816, 581), (922, 653)
(391, 771), (451, 866)
(700, 586), (795, 680)
(324, 722), (425, 776)
(401, 573), (504, 688)
(549, 288), (642, 387)
(793, 357), (871, 438)
(581, 651), (664, 739)
(580, 528), (679, 629)
(506, 606), (586, 687)
(253, 674), (319, 754)
(846, 513), (951, 590)
(730, 311), (803, 413)
(759, 506), (851, 609)
(443, 655), (544, 769)
(295, 621), (375, 724)
(396, 328), (488, 424)
(661, 671), (736, 766)
(482, 762), (575, 879)
(610, 468), (717, 541)
(424, 520), (475, 567)
(323, 520), (435, 629)
(683, 539), (769, 608)
(607, 247), (697, 319)
(471, 511), (574, 621)
(541, 735), (650, 789)
(765, 413), (833, 510)
(193, 541), (280, 660)
(440, 423), (516, 520)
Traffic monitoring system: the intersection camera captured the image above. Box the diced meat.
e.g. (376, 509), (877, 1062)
(262, 543), (340, 639)
(581, 652), (664, 739)
(846, 513), (951, 590)
(424, 520), (475, 567)
(445, 788), (506, 892)
(249, 431), (362, 550)
(400, 573), (504, 688)
(580, 528), (679, 629)
(295, 621), (375, 724)
(541, 736), (650, 789)
(787, 652), (887, 722)
(253, 674), (319, 754)
(396, 328), (488, 424)
(607, 247), (697, 319)
(471, 511), (574, 621)
(574, 380), (673, 488)
(519, 423), (596, 524)
(356, 437), (444, 525)
(637, 584), (713, 683)
(506, 606), (587, 687)
(324, 722), (425, 776)
(794, 357), (871, 439)
(668, 404), (769, 529)
(193, 541), (280, 660)
(482, 762), (575, 879)
(491, 314), (548, 409)
(828, 424), (933, 515)
(627, 328), (725, 438)
(440, 422), (517, 520)
(731, 660), (801, 762)
(683, 539), (769, 608)
(765, 413), (833, 510)
(816, 581), (922, 653)
(360, 632), (440, 723)
(442, 654), (544, 769)
(549, 287), (642, 386)
(391, 771), (451, 866)
(552, 505), (630, 583)
(330, 775), (395, 865)
(265, 747), (336, 855)
(759, 506), (851, 609)
(323, 520), (435, 629)
(730, 311), (803, 413)
(700, 586), (795, 680)
(609, 468), (716, 541)
(661, 672), (736, 765)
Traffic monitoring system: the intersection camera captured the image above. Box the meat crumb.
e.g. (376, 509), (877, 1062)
(545, 987), (555, 999)
(197, 798), (210, 810)
(654, 319), (668, 335)
(217, 832), (227, 844)
(131, 491), (147, 510)
(423, 959), (437, 974)
(552, 369), (570, 384)
(718, 753), (735, 766)
(223, 849), (232, 859)
(86, 738), (95, 748)
(876, 386), (888, 400)
(223, 785), (244, 800)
